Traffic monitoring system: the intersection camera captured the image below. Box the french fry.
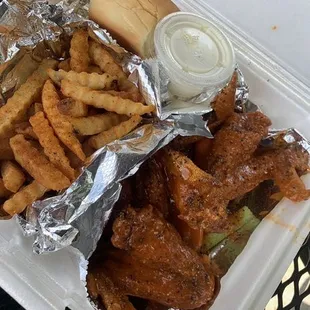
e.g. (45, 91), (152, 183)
(43, 80), (86, 161)
(70, 29), (89, 73)
(10, 134), (71, 190)
(3, 180), (47, 216)
(0, 138), (14, 160)
(28, 102), (44, 118)
(30, 111), (75, 181)
(0, 178), (11, 198)
(89, 40), (126, 80)
(59, 59), (71, 71)
(15, 122), (38, 140)
(47, 69), (117, 90)
(34, 102), (43, 114)
(27, 102), (43, 118)
(61, 80), (154, 116)
(82, 140), (95, 158)
(0, 59), (58, 138)
(57, 98), (88, 117)
(70, 113), (128, 136)
(104, 90), (144, 103)
(88, 115), (142, 149)
(1, 160), (26, 193)
(88, 65), (102, 74)
(66, 150), (83, 170)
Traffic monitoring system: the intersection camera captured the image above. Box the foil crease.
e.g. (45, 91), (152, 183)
(21, 121), (178, 257)
(0, 0), (226, 256)
(2, 0), (305, 263)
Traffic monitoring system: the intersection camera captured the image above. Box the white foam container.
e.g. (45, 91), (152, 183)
(1, 0), (310, 309)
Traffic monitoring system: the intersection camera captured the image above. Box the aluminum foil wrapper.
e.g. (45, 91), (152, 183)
(1, 0), (308, 266)
(0, 0), (234, 257)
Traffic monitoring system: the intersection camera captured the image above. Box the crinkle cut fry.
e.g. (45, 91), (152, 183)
(61, 80), (154, 116)
(88, 115), (142, 149)
(88, 40), (140, 95)
(70, 113), (128, 136)
(0, 59), (58, 139)
(0, 178), (11, 198)
(43, 80), (86, 161)
(57, 98), (88, 118)
(1, 160), (25, 193)
(89, 40), (126, 80)
(3, 180), (47, 216)
(47, 69), (117, 90)
(70, 29), (89, 73)
(30, 111), (75, 181)
(10, 134), (71, 191)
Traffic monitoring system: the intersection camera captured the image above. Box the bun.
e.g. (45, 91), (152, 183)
(89, 0), (179, 58)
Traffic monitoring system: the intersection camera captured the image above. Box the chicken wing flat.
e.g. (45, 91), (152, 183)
(87, 269), (135, 310)
(208, 112), (272, 177)
(221, 145), (310, 202)
(163, 148), (228, 232)
(105, 206), (215, 309)
(211, 72), (238, 122)
(134, 156), (170, 218)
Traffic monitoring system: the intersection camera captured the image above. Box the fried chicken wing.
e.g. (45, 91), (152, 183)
(135, 156), (170, 218)
(211, 72), (238, 122)
(87, 269), (135, 310)
(208, 112), (272, 177)
(221, 145), (310, 202)
(163, 148), (228, 232)
(104, 206), (215, 309)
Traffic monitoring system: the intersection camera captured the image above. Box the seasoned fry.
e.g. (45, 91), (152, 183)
(105, 90), (144, 103)
(0, 138), (14, 160)
(1, 161), (26, 193)
(70, 113), (128, 136)
(27, 102), (43, 118)
(57, 98), (88, 117)
(61, 80), (154, 116)
(34, 102), (43, 114)
(3, 180), (47, 216)
(10, 134), (71, 190)
(88, 65), (102, 74)
(15, 122), (38, 140)
(47, 69), (117, 90)
(66, 150), (83, 170)
(59, 59), (71, 71)
(43, 80), (86, 161)
(0, 178), (11, 198)
(30, 111), (75, 180)
(88, 115), (142, 149)
(70, 29), (89, 73)
(83, 140), (95, 157)
(0, 59), (58, 138)
(89, 40), (126, 80)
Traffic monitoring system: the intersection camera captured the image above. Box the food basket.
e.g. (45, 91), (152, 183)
(0, 0), (310, 309)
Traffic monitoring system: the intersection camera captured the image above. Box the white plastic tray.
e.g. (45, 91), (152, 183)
(0, 1), (310, 309)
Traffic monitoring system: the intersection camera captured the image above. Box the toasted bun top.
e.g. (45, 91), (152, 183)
(89, 0), (179, 57)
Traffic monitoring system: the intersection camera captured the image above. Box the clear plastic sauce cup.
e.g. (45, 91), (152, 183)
(154, 12), (236, 99)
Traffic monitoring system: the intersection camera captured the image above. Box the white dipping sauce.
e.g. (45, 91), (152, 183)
(154, 12), (236, 99)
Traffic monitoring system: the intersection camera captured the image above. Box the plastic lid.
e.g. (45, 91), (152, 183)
(154, 12), (236, 87)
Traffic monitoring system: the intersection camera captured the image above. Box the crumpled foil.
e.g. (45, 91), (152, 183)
(0, 0), (221, 257)
(0, 0), (308, 268)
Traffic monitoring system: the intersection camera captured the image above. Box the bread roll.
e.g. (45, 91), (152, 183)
(89, 0), (179, 58)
